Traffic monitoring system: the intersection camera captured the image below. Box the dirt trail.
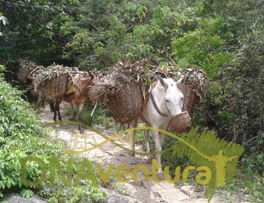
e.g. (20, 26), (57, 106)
(40, 102), (245, 203)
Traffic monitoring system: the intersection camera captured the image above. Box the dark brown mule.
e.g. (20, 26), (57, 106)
(31, 82), (63, 121)
(63, 72), (100, 132)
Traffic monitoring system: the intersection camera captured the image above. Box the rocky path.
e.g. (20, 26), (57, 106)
(39, 102), (245, 203)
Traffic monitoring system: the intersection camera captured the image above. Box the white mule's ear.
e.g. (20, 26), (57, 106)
(158, 74), (168, 90)
(176, 75), (184, 89)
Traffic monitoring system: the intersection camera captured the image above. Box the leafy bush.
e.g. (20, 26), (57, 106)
(0, 75), (106, 202)
(0, 74), (66, 197)
(39, 160), (106, 203)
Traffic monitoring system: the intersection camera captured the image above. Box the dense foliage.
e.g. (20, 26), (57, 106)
(0, 73), (62, 197)
(0, 0), (264, 201)
(0, 74), (106, 201)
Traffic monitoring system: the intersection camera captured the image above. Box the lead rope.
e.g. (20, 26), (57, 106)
(149, 90), (171, 117)
(150, 70), (170, 117)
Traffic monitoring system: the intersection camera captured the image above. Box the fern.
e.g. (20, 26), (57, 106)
(172, 126), (244, 202)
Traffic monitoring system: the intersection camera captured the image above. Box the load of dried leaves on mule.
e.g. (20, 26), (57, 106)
(18, 59), (44, 83)
(90, 59), (157, 124)
(90, 59), (156, 104)
(19, 60), (83, 105)
(33, 64), (81, 104)
(180, 68), (208, 103)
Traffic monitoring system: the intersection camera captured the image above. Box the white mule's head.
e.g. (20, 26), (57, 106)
(158, 76), (184, 116)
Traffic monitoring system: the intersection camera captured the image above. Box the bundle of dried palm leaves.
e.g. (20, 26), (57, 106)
(90, 59), (154, 124)
(28, 66), (46, 81)
(90, 59), (154, 103)
(179, 68), (208, 114)
(35, 64), (77, 103)
(18, 59), (39, 83)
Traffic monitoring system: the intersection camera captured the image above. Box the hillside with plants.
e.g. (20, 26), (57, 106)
(0, 72), (107, 202)
(0, 0), (264, 202)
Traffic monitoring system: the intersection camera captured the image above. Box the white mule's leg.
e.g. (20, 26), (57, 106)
(152, 129), (163, 173)
(144, 127), (150, 153)
(144, 127), (151, 163)
(160, 132), (164, 147)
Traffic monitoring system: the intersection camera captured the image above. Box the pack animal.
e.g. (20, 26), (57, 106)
(131, 75), (184, 173)
(63, 72), (100, 132)
(29, 71), (99, 133)
(28, 68), (63, 121)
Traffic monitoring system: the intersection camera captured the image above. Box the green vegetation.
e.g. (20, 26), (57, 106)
(161, 131), (264, 202)
(1, 0), (264, 202)
(0, 74), (106, 202)
(66, 103), (119, 135)
(0, 73), (63, 198)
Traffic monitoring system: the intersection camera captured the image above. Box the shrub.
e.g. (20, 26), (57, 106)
(0, 74), (66, 197)
(0, 74), (106, 202)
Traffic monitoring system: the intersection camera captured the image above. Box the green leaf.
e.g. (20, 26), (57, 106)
(0, 15), (9, 25)
(177, 57), (189, 67)
(0, 169), (5, 179)
(0, 181), (5, 190)
(20, 189), (34, 198)
(109, 15), (118, 27)
(6, 178), (12, 188)
(48, 197), (58, 203)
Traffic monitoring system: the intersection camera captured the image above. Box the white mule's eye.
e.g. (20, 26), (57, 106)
(165, 99), (169, 103)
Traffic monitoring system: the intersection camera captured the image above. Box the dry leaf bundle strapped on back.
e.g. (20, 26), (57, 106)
(18, 59), (39, 83)
(28, 66), (46, 81)
(179, 69), (207, 114)
(90, 59), (154, 124)
(35, 64), (75, 103)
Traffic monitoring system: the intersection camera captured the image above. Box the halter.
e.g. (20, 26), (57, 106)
(149, 90), (171, 117)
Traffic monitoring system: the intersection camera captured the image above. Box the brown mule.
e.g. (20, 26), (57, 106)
(29, 70), (99, 127)
(63, 72), (100, 133)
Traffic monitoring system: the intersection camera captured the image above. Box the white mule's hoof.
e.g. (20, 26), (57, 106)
(157, 170), (165, 180)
